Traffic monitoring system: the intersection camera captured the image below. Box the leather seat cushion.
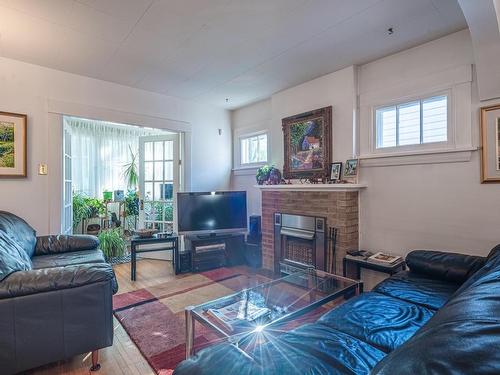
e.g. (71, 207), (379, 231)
(174, 323), (386, 375)
(372, 252), (500, 375)
(372, 271), (460, 310)
(31, 249), (106, 269)
(317, 292), (435, 353)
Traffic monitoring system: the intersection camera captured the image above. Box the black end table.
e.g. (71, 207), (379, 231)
(130, 234), (179, 281)
(343, 254), (406, 291)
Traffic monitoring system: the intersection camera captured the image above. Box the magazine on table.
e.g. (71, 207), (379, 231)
(368, 252), (402, 264)
(207, 300), (271, 331)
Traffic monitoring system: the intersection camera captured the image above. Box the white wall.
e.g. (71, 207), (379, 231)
(231, 29), (500, 260)
(359, 29), (499, 258)
(231, 66), (357, 215)
(0, 57), (231, 235)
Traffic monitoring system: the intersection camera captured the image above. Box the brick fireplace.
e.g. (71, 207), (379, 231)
(259, 186), (361, 275)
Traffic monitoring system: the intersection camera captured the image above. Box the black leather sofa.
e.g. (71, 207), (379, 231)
(174, 245), (500, 374)
(0, 211), (118, 374)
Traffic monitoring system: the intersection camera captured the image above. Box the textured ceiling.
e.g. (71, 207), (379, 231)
(0, 0), (467, 109)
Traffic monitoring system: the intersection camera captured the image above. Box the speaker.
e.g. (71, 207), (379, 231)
(248, 215), (261, 244)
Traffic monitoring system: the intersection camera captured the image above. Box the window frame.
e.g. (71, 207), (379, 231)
(237, 130), (269, 167)
(372, 90), (452, 154)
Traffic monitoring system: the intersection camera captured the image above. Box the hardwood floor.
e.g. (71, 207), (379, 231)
(27, 259), (176, 375)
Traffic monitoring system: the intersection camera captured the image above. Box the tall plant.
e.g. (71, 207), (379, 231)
(123, 145), (138, 189)
(73, 192), (91, 229)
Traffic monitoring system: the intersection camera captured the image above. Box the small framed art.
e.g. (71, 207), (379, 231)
(344, 159), (359, 182)
(0, 111), (27, 178)
(480, 104), (500, 183)
(330, 162), (342, 182)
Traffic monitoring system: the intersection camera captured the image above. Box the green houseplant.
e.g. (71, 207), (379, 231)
(98, 228), (125, 260)
(72, 192), (91, 229)
(256, 164), (272, 185)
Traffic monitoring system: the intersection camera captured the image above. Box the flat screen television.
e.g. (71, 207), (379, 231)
(177, 191), (247, 235)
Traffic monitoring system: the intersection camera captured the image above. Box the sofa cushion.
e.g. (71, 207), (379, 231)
(31, 249), (106, 270)
(372, 271), (460, 310)
(174, 323), (386, 375)
(406, 250), (486, 283)
(317, 292), (434, 353)
(0, 231), (32, 281)
(0, 211), (36, 258)
(372, 249), (500, 375)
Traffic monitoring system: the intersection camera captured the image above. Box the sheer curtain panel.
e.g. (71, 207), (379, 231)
(64, 116), (163, 198)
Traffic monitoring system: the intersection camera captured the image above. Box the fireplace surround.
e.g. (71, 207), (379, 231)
(258, 185), (363, 275)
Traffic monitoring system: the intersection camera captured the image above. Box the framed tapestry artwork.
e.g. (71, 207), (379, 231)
(282, 106), (332, 180)
(0, 111), (27, 178)
(480, 104), (500, 183)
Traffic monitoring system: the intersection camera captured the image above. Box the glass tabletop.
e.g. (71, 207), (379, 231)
(189, 268), (359, 338)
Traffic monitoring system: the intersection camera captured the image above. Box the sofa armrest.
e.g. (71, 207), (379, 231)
(35, 234), (99, 255)
(406, 250), (486, 283)
(0, 263), (117, 299)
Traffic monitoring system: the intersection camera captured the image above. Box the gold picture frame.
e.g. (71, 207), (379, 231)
(0, 111), (27, 178)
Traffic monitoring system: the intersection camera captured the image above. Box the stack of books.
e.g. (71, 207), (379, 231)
(207, 301), (270, 331)
(367, 252), (402, 265)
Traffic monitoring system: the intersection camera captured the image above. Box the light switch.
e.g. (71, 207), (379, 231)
(38, 163), (48, 175)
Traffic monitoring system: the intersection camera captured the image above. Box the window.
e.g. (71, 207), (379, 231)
(240, 133), (268, 165)
(376, 95), (448, 149)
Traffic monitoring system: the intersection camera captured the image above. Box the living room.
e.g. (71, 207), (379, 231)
(1, 1), (499, 374)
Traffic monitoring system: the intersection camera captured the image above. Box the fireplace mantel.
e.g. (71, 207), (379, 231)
(254, 183), (366, 192)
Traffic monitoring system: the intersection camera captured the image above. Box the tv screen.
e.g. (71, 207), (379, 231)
(177, 191), (247, 234)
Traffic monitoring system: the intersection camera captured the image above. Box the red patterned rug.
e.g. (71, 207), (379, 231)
(113, 267), (327, 375)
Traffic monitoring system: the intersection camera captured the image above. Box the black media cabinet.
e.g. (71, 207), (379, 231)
(185, 233), (246, 272)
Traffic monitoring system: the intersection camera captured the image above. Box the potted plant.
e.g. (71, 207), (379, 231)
(103, 190), (113, 201)
(72, 192), (91, 229)
(86, 197), (105, 218)
(98, 228), (125, 261)
(256, 165), (272, 185)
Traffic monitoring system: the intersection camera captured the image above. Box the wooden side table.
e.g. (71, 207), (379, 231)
(130, 234), (178, 281)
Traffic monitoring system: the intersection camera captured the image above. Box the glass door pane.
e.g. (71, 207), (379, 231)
(139, 135), (179, 233)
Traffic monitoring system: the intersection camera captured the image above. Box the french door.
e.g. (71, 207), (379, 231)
(138, 134), (179, 233)
(62, 126), (73, 234)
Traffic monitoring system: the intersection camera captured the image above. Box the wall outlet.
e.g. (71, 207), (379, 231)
(38, 163), (48, 175)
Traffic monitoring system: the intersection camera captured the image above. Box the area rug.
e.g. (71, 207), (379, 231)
(113, 267), (327, 375)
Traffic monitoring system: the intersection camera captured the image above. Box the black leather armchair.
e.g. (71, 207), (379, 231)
(0, 211), (118, 374)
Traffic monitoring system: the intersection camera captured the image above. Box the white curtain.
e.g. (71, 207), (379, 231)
(65, 116), (162, 198)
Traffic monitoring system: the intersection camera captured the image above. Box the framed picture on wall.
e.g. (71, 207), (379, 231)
(282, 106), (332, 181)
(330, 162), (342, 182)
(0, 111), (27, 178)
(480, 104), (500, 183)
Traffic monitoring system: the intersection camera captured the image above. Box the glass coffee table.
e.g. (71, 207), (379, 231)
(184, 268), (361, 358)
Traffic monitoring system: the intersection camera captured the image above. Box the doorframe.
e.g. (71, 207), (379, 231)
(47, 100), (192, 234)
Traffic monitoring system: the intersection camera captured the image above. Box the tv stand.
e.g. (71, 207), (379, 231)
(185, 232), (246, 272)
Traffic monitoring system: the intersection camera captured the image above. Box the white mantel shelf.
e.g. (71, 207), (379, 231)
(254, 183), (367, 192)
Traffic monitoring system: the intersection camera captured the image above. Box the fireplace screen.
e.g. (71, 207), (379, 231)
(284, 237), (314, 267)
(274, 212), (326, 274)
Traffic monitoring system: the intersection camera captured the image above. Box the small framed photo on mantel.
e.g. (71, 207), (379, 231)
(343, 158), (359, 183)
(480, 104), (500, 183)
(330, 162), (342, 183)
(0, 111), (27, 178)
